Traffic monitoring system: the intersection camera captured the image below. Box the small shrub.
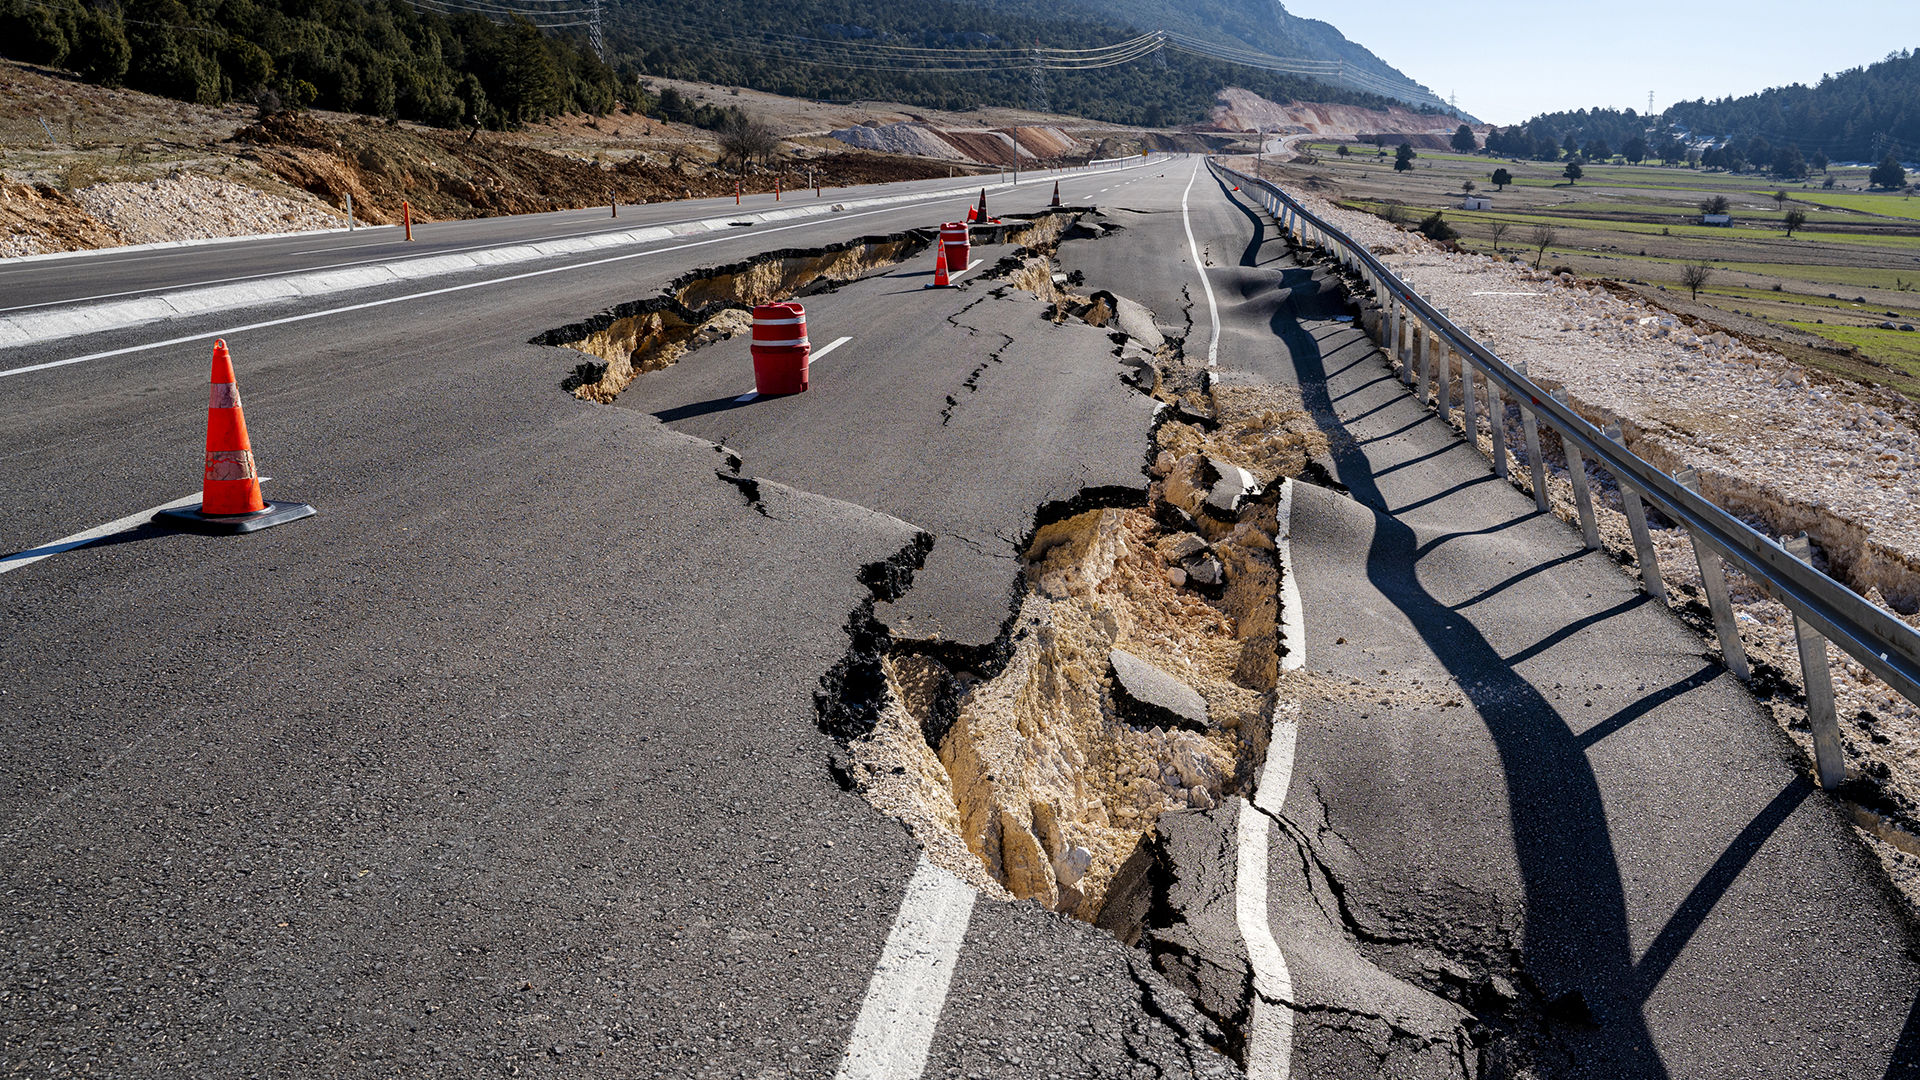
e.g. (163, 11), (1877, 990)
(1417, 211), (1458, 241)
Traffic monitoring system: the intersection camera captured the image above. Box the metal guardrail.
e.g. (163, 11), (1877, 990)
(1214, 161), (1920, 789)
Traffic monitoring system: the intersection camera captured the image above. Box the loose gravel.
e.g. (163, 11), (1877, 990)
(68, 173), (341, 246)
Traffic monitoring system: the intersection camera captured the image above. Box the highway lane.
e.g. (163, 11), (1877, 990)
(0, 159), (1172, 553)
(0, 163), (1117, 314)
(1198, 185), (1920, 1075)
(1, 161), (1232, 1077)
(612, 234), (1157, 648)
(10, 146), (1917, 1078)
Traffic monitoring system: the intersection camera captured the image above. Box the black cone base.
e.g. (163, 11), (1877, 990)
(154, 500), (316, 535)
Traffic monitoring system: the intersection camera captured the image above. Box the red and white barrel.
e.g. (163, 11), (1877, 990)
(750, 302), (810, 395)
(939, 221), (970, 273)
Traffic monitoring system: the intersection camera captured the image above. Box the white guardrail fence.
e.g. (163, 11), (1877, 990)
(1214, 161), (1920, 790)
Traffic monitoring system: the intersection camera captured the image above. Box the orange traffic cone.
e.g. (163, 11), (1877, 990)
(1050, 181), (1061, 208)
(976, 188), (988, 221)
(925, 244), (952, 289)
(966, 205), (977, 223)
(155, 340), (316, 535)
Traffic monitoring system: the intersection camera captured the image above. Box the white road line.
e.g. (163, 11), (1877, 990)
(734, 335), (851, 401)
(0, 225), (394, 273)
(834, 858), (976, 1080)
(1237, 477), (1302, 1080)
(2, 161), (1169, 380)
(1, 491), (203, 575)
(1180, 160), (1222, 368)
(1275, 478), (1305, 680)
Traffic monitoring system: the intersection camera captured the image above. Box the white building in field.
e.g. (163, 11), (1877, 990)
(1462, 195), (1492, 210)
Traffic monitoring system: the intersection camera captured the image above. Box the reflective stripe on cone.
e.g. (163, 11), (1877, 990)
(201, 339), (266, 516)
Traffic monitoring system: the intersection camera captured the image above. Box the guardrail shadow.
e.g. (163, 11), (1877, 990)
(1225, 169), (1920, 1078)
(1274, 259), (1675, 1073)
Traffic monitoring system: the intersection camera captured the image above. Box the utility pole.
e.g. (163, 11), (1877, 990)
(1027, 48), (1049, 114)
(589, 0), (606, 62)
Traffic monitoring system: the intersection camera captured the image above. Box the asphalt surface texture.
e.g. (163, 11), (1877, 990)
(1, 157), (1229, 1078)
(1193, 177), (1920, 1078)
(9, 149), (1918, 1080)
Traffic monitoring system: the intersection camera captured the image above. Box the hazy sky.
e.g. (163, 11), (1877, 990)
(1278, 0), (1920, 125)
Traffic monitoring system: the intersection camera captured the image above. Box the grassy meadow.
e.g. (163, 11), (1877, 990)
(1267, 143), (1920, 397)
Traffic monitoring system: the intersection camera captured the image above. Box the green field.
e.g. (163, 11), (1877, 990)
(1279, 148), (1920, 399)
(1346, 200), (1920, 252)
(1789, 191), (1920, 221)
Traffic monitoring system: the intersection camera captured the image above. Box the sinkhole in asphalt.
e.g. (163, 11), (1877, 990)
(818, 355), (1333, 937)
(531, 212), (1092, 403)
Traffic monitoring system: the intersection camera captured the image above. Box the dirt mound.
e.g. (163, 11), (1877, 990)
(828, 123), (968, 161)
(933, 130), (1024, 167)
(1004, 126), (1085, 159)
(234, 112), (966, 224)
(73, 173), (339, 244)
(0, 179), (122, 256)
(831, 122), (1089, 167)
(1207, 88), (1471, 142)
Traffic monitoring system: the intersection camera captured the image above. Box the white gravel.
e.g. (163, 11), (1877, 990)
(828, 122), (968, 162)
(71, 173), (340, 245)
(0, 229), (48, 258)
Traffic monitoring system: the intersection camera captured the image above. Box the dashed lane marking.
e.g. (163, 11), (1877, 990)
(1180, 160), (1222, 368)
(834, 858), (976, 1080)
(734, 335), (851, 402)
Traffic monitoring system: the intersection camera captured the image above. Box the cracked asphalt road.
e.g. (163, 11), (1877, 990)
(611, 231), (1157, 652)
(0, 159), (1240, 1079)
(1196, 180), (1920, 1077)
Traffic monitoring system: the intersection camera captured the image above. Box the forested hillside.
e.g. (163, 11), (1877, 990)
(609, 0), (1410, 127)
(1497, 50), (1920, 167)
(0, 0), (1418, 133)
(1018, 0), (1417, 86)
(0, 0), (615, 127)
(1664, 49), (1920, 161)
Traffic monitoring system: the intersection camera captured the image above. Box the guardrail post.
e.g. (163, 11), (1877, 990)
(1461, 356), (1478, 443)
(1488, 371), (1510, 480)
(1511, 361), (1550, 512)
(1676, 468), (1752, 681)
(1436, 342), (1452, 420)
(1397, 306), (1410, 384)
(1413, 320), (1429, 401)
(1604, 422), (1667, 606)
(1784, 532), (1847, 788)
(1550, 390), (1601, 550)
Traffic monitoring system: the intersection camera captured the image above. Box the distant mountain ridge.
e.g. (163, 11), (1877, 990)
(609, 0), (1443, 125)
(0, 0), (1443, 133)
(1041, 0), (1425, 92)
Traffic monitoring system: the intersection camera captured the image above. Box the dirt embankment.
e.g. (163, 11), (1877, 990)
(0, 179), (121, 257)
(827, 122), (1095, 168)
(1208, 88), (1471, 149)
(234, 113), (972, 225)
(0, 59), (995, 255)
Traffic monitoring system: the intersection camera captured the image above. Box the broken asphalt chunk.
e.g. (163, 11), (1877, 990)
(1110, 648), (1210, 732)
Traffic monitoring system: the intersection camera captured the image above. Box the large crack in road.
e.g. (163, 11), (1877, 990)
(523, 197), (1616, 1076)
